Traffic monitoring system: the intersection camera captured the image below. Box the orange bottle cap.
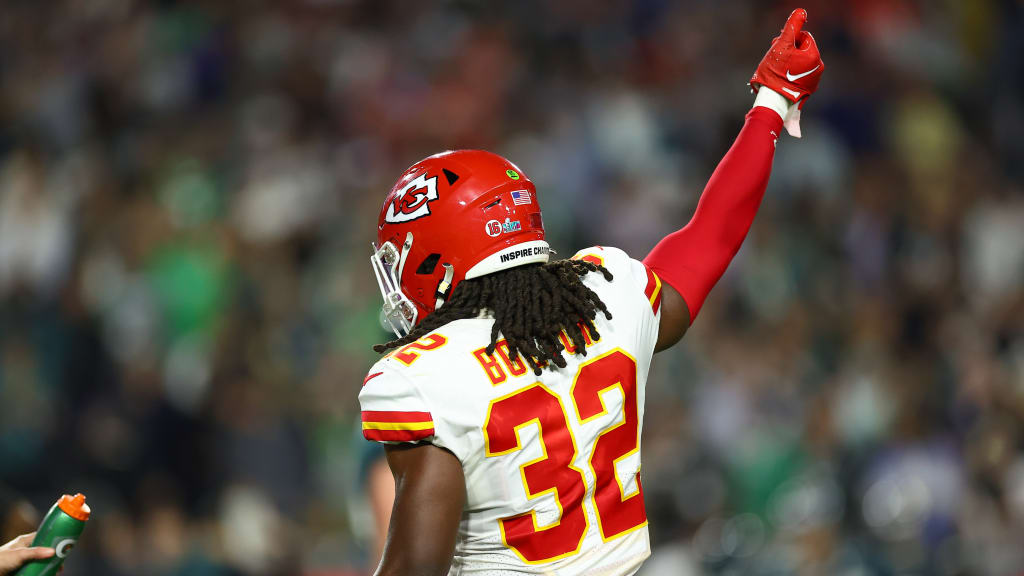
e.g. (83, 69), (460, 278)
(57, 493), (91, 521)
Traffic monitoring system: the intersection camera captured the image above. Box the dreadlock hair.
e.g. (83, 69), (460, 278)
(374, 259), (613, 375)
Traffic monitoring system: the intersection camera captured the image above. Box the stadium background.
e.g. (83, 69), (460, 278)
(1, 0), (1022, 574)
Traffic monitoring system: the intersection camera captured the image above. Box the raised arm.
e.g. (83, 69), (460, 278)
(648, 8), (825, 351)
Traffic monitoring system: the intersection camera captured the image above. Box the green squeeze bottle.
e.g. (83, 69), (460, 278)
(15, 493), (91, 576)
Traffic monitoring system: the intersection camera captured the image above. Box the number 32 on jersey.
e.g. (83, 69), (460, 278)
(483, 349), (646, 563)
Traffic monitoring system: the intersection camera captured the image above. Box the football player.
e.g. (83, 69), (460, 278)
(360, 9), (824, 575)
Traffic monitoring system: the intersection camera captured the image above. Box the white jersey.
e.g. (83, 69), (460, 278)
(359, 246), (663, 575)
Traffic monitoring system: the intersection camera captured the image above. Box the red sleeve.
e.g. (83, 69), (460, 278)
(643, 106), (783, 322)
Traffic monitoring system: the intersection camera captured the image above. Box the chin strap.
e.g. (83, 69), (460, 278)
(434, 263), (455, 310)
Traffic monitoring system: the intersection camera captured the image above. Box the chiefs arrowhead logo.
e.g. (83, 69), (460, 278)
(385, 173), (439, 223)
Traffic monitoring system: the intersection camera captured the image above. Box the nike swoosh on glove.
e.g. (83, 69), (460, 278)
(749, 8), (824, 106)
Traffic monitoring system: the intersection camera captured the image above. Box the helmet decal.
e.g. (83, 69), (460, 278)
(442, 168), (460, 185)
(385, 173), (439, 223)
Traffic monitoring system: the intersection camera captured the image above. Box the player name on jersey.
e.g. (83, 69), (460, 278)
(472, 326), (599, 386)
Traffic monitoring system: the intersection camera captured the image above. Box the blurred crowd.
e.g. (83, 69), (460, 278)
(0, 0), (1022, 575)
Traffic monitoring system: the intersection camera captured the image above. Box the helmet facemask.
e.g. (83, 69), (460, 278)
(370, 232), (417, 337)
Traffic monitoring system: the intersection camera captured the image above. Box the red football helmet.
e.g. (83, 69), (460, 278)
(371, 150), (549, 336)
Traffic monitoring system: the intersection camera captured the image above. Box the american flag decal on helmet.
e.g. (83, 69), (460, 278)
(510, 190), (531, 205)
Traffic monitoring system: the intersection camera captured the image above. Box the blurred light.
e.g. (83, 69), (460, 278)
(1006, 457), (1024, 525)
(768, 468), (844, 533)
(694, 513), (765, 561)
(721, 513), (765, 558)
(163, 336), (212, 414)
(219, 485), (285, 573)
(862, 474), (931, 541)
(834, 374), (892, 446)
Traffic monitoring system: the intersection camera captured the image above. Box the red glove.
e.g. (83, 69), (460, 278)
(749, 9), (824, 107)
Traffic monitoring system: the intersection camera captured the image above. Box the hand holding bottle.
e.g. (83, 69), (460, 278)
(0, 534), (53, 576)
